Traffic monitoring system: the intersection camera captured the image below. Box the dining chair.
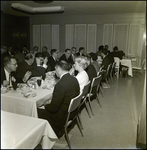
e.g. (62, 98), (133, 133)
(105, 63), (112, 85)
(110, 62), (116, 83)
(78, 81), (91, 130)
(97, 70), (105, 98)
(63, 91), (83, 149)
(87, 75), (102, 116)
(132, 59), (146, 78)
(114, 57), (120, 78)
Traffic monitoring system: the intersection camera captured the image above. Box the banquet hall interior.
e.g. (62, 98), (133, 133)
(1, 1), (146, 149)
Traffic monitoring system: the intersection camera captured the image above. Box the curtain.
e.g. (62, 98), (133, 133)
(52, 25), (59, 50)
(33, 25), (41, 51)
(65, 24), (74, 49)
(113, 24), (129, 54)
(87, 24), (97, 53)
(97, 25), (103, 51)
(103, 24), (113, 51)
(74, 24), (87, 52)
(41, 24), (51, 52)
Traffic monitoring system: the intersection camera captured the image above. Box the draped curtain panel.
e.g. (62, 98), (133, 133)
(52, 25), (59, 50)
(103, 24), (113, 51)
(41, 24), (51, 52)
(97, 25), (104, 51)
(74, 24), (87, 52)
(87, 24), (97, 53)
(33, 25), (41, 51)
(128, 24), (143, 57)
(113, 24), (129, 54)
(65, 24), (74, 49)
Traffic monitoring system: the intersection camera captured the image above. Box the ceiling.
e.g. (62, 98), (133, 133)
(1, 1), (146, 16)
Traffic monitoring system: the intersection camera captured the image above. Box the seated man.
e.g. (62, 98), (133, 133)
(59, 48), (74, 65)
(48, 49), (59, 71)
(1, 56), (18, 88)
(89, 52), (100, 74)
(15, 53), (34, 83)
(85, 55), (97, 82)
(76, 47), (85, 56)
(37, 60), (80, 138)
(32, 52), (50, 76)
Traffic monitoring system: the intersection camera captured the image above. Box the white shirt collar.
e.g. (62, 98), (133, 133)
(60, 72), (68, 79)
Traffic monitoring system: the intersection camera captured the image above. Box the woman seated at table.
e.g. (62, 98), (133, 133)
(70, 56), (89, 92)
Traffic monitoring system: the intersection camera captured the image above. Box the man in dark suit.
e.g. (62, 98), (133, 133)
(47, 49), (58, 71)
(76, 47), (85, 56)
(15, 53), (34, 83)
(1, 56), (18, 88)
(59, 48), (74, 65)
(37, 60), (80, 138)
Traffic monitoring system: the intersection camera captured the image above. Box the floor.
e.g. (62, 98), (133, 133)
(35, 72), (145, 149)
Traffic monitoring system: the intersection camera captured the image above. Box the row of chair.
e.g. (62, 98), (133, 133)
(63, 67), (109, 148)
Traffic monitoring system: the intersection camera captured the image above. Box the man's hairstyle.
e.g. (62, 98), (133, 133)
(35, 52), (44, 58)
(50, 49), (57, 55)
(113, 46), (118, 52)
(79, 47), (85, 52)
(98, 45), (104, 51)
(101, 48), (108, 55)
(3, 56), (16, 67)
(71, 47), (76, 49)
(65, 48), (70, 52)
(89, 52), (98, 61)
(55, 60), (71, 71)
(24, 53), (33, 60)
(42, 46), (47, 50)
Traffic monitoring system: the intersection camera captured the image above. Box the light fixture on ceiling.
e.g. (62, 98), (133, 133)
(11, 3), (64, 13)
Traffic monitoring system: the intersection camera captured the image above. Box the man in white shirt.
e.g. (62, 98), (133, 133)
(1, 56), (18, 87)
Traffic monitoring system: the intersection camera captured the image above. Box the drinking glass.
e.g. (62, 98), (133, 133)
(37, 78), (42, 87)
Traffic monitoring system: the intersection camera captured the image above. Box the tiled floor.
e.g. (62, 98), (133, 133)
(35, 72), (145, 149)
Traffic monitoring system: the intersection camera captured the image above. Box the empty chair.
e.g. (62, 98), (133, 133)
(132, 59), (146, 78)
(64, 92), (83, 149)
(87, 75), (102, 116)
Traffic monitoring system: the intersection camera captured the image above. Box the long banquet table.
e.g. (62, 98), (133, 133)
(1, 86), (53, 118)
(1, 110), (58, 149)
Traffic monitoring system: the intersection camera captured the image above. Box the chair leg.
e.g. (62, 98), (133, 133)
(84, 101), (91, 118)
(96, 93), (102, 108)
(64, 127), (71, 149)
(76, 117), (84, 137)
(77, 113), (84, 130)
(88, 96), (94, 116)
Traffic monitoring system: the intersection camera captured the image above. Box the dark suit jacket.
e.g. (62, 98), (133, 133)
(15, 60), (33, 83)
(47, 56), (57, 71)
(38, 73), (80, 137)
(59, 54), (74, 65)
(85, 64), (97, 82)
(109, 51), (125, 60)
(76, 52), (85, 56)
(31, 60), (47, 77)
(1, 67), (17, 88)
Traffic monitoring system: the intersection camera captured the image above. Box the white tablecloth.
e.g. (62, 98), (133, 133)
(1, 88), (53, 118)
(114, 57), (133, 77)
(120, 59), (133, 77)
(1, 111), (58, 149)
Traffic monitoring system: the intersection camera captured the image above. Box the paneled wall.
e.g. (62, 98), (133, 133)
(30, 13), (145, 64)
